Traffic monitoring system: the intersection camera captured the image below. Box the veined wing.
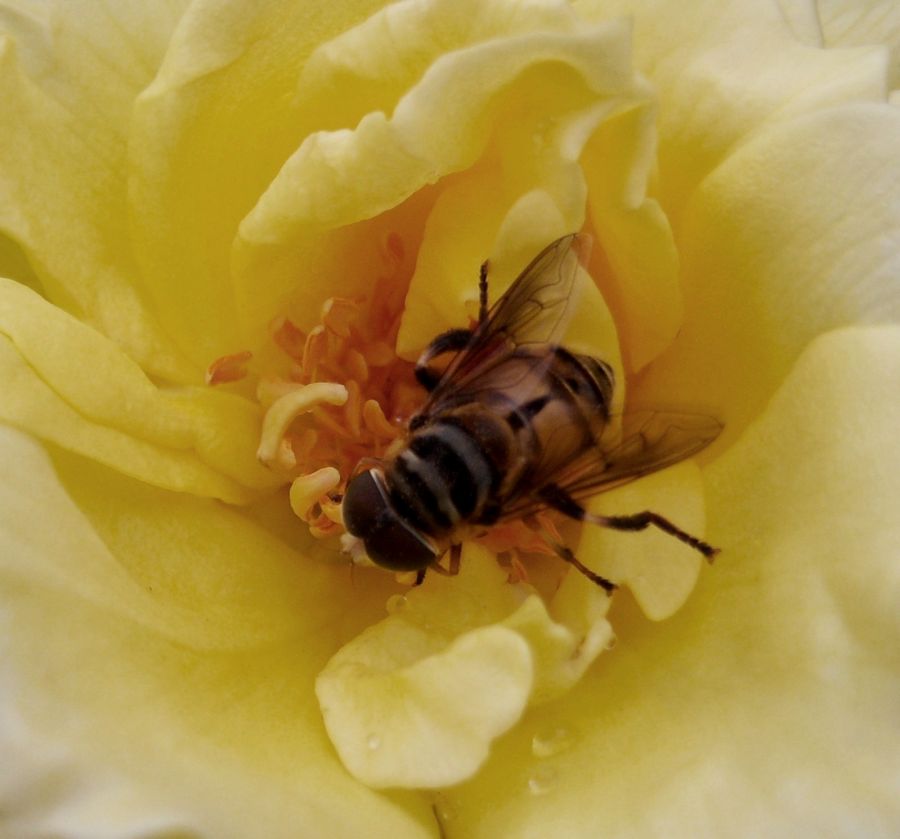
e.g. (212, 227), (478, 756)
(417, 233), (591, 419)
(500, 410), (723, 521)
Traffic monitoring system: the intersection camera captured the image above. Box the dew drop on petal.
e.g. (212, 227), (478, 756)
(531, 724), (576, 759)
(386, 593), (408, 614)
(527, 765), (559, 796)
(366, 734), (381, 751)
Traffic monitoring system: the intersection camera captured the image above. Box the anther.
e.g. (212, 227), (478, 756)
(206, 350), (253, 385)
(290, 467), (342, 521)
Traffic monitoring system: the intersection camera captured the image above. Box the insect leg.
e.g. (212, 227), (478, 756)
(414, 328), (473, 391)
(589, 511), (720, 560)
(478, 260), (490, 324)
(414, 568), (427, 586)
(525, 516), (616, 594)
(448, 542), (461, 575)
(429, 544), (462, 577)
(539, 485), (719, 561)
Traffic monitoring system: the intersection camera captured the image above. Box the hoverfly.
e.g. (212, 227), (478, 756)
(342, 234), (721, 592)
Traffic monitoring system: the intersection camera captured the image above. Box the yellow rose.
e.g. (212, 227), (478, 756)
(1, 0), (899, 836)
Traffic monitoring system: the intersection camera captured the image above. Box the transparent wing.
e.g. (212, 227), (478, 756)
(417, 233), (590, 419)
(479, 233), (590, 349)
(500, 410), (723, 521)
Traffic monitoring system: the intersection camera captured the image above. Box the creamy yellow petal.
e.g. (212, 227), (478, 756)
(576, 0), (889, 217)
(129, 0), (391, 367)
(316, 548), (613, 788)
(636, 104), (900, 442)
(817, 0), (900, 89)
(581, 104), (682, 372)
(0, 426), (431, 838)
(579, 461), (708, 621)
(0, 279), (278, 501)
(235, 5), (656, 365)
(0, 229), (39, 292)
(0, 1), (192, 379)
(318, 622), (533, 790)
(776, 0), (826, 45)
(439, 325), (900, 837)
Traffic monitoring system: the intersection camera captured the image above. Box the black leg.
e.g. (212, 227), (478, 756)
(414, 568), (427, 586)
(525, 516), (616, 594)
(478, 260), (490, 324)
(429, 544), (461, 578)
(538, 484), (719, 561)
(448, 543), (461, 575)
(589, 511), (720, 560)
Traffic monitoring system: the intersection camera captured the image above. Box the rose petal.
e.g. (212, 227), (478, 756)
(235, 4), (660, 370)
(581, 106), (683, 371)
(0, 1), (192, 379)
(0, 426), (431, 838)
(435, 326), (900, 837)
(316, 548), (613, 788)
(579, 461), (709, 621)
(129, 0), (391, 367)
(577, 0), (889, 216)
(817, 0), (900, 90)
(0, 279), (278, 501)
(636, 104), (900, 442)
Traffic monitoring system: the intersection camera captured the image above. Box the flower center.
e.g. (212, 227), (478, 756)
(252, 234), (422, 540)
(208, 233), (564, 579)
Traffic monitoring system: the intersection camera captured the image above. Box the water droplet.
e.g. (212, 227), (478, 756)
(527, 765), (558, 796)
(366, 734), (381, 751)
(386, 593), (408, 614)
(531, 725), (576, 758)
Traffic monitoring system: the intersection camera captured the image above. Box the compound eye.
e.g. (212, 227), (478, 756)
(342, 470), (384, 539)
(343, 471), (437, 572)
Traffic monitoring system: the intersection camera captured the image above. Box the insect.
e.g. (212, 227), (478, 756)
(341, 234), (721, 592)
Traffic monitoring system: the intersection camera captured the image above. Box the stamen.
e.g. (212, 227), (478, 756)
(321, 297), (360, 339)
(273, 437), (297, 472)
(345, 349), (369, 383)
(290, 467), (342, 521)
(272, 318), (306, 360)
(507, 555), (530, 585)
(319, 496), (345, 525)
(291, 428), (319, 463)
(257, 382), (348, 468)
(206, 350), (253, 385)
(365, 341), (396, 367)
(256, 377), (305, 409)
(344, 380), (362, 439)
(363, 399), (401, 439)
(301, 326), (328, 380)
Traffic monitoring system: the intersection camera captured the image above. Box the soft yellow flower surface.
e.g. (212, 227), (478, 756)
(1, 0), (899, 837)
